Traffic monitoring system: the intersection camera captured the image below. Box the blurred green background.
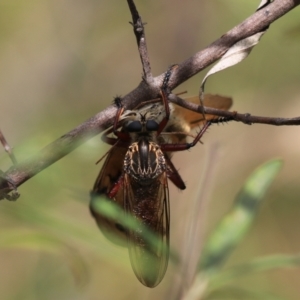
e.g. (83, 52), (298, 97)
(0, 1), (299, 299)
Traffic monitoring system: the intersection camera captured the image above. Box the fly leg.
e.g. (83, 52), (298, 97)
(157, 65), (178, 135)
(160, 121), (211, 152)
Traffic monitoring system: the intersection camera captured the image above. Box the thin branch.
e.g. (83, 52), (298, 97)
(169, 94), (300, 126)
(0, 129), (17, 165)
(0, 107), (116, 199)
(127, 0), (153, 83)
(0, 130), (19, 200)
(0, 0), (299, 198)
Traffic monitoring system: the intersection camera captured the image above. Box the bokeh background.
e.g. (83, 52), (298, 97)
(0, 1), (299, 299)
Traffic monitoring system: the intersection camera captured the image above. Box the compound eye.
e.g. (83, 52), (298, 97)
(126, 120), (142, 132)
(146, 120), (159, 131)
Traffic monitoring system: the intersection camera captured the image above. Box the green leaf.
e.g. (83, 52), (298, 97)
(182, 159), (283, 300)
(198, 159), (283, 274)
(91, 195), (180, 264)
(2, 199), (126, 265)
(0, 230), (88, 286)
(209, 253), (300, 291)
(205, 285), (287, 300)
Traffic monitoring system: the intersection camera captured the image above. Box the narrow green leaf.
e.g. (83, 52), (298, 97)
(0, 230), (88, 286)
(2, 201), (126, 265)
(92, 195), (159, 244)
(209, 253), (300, 290)
(183, 159), (283, 300)
(0, 230), (67, 251)
(205, 285), (287, 300)
(198, 159), (283, 274)
(91, 195), (180, 264)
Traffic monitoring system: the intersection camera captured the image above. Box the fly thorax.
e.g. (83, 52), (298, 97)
(124, 139), (166, 184)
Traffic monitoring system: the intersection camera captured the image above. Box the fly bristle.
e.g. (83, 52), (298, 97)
(113, 96), (123, 107)
(209, 116), (234, 125)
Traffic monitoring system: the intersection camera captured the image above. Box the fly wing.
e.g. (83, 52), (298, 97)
(169, 94), (232, 138)
(90, 145), (127, 246)
(124, 173), (170, 288)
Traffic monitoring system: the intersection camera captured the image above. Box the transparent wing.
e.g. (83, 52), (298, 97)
(124, 172), (170, 288)
(90, 145), (127, 246)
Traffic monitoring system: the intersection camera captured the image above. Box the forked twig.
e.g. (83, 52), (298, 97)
(0, 129), (19, 200)
(0, 129), (17, 165)
(127, 0), (153, 83)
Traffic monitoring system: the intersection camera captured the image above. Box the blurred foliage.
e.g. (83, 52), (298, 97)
(0, 1), (300, 299)
(199, 160), (283, 275)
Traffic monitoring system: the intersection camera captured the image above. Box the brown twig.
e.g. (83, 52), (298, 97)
(0, 129), (20, 200)
(169, 94), (300, 126)
(0, 0), (299, 199)
(127, 0), (153, 83)
(0, 129), (19, 200)
(0, 129), (17, 165)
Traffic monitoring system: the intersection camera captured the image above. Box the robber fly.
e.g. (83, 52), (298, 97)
(90, 69), (232, 287)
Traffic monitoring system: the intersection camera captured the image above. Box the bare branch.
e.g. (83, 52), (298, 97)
(0, 105), (117, 199)
(169, 94), (300, 126)
(0, 129), (17, 165)
(0, 0), (299, 198)
(127, 0), (153, 83)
